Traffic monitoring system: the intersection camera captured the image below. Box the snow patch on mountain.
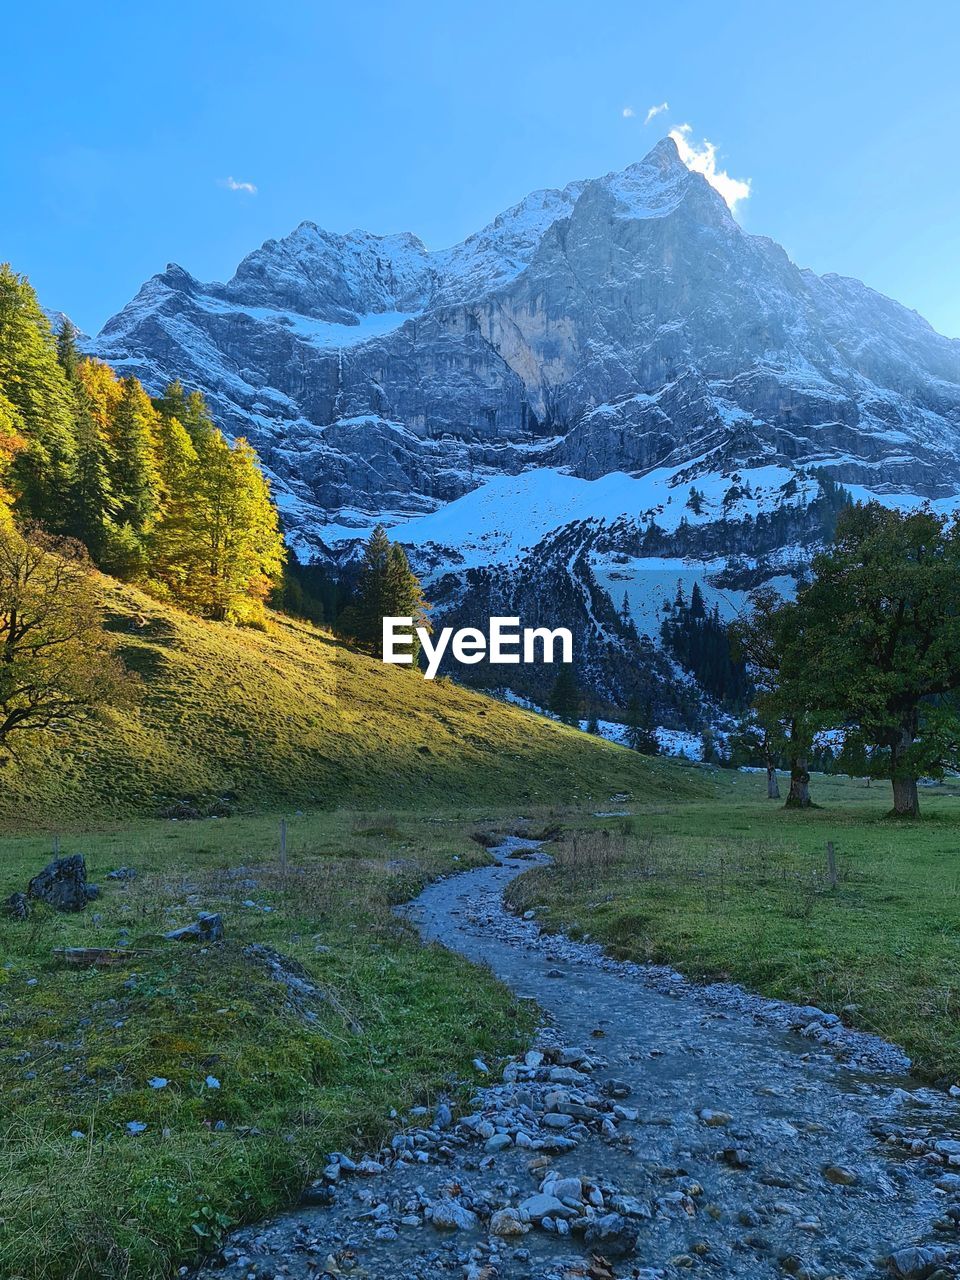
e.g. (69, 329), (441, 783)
(317, 463), (822, 567)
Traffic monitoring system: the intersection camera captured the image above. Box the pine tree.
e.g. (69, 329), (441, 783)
(687, 486), (705, 515)
(56, 319), (80, 381)
(0, 265), (77, 524)
(343, 525), (429, 656)
(155, 380), (188, 422)
(701, 726), (720, 765)
(690, 581), (706, 619)
(386, 541), (429, 659)
(624, 693), (658, 754)
(550, 665), (580, 726)
(68, 387), (116, 562)
(111, 378), (162, 541)
(347, 524), (392, 648)
(180, 387), (217, 449)
(75, 358), (123, 437)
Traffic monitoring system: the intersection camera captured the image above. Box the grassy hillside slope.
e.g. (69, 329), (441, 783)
(0, 578), (702, 828)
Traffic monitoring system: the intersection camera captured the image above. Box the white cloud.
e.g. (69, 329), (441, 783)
(644, 101), (669, 125)
(220, 176), (258, 195)
(668, 124), (751, 214)
(621, 106), (635, 118)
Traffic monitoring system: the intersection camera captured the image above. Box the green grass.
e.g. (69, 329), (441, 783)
(0, 807), (549, 1280)
(505, 771), (960, 1085)
(0, 577), (700, 828)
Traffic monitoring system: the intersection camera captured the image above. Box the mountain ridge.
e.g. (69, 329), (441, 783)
(91, 136), (960, 716)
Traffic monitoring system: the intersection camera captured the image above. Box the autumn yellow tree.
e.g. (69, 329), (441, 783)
(0, 525), (135, 756)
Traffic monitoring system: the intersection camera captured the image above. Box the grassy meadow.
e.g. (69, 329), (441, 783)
(0, 808), (543, 1279)
(506, 770), (960, 1086)
(0, 576), (693, 828)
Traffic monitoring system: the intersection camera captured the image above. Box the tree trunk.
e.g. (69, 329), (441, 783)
(766, 766), (781, 799)
(889, 710), (920, 818)
(891, 775), (920, 818)
(784, 756), (811, 808)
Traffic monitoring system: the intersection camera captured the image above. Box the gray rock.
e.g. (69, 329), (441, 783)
(429, 1199), (478, 1231)
(488, 1208), (527, 1237)
(698, 1108), (732, 1127)
(887, 1246), (952, 1279)
(27, 854), (94, 912)
(5, 891), (30, 920)
(583, 1212), (639, 1259)
(164, 912), (224, 942)
(518, 1193), (577, 1222)
(484, 1133), (512, 1152)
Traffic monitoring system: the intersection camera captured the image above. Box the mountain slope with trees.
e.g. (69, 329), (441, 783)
(0, 575), (701, 828)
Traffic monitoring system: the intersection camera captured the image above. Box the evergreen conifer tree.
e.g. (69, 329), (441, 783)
(0, 265), (76, 524)
(624, 693), (659, 754)
(550, 665), (580, 726)
(343, 525), (430, 657)
(55, 319), (80, 381)
(69, 386), (116, 561)
(111, 377), (162, 541)
(386, 541), (429, 659)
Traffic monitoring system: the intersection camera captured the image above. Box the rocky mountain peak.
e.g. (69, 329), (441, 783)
(92, 143), (960, 712)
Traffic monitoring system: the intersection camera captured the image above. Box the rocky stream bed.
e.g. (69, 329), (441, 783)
(194, 837), (960, 1280)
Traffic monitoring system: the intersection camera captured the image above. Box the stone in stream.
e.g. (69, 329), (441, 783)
(583, 1212), (639, 1259)
(428, 1198), (478, 1230)
(698, 1107), (733, 1127)
(518, 1192), (577, 1222)
(543, 1175), (585, 1206)
(488, 1208), (528, 1237)
(823, 1163), (859, 1185)
(484, 1133), (512, 1152)
(887, 1245), (955, 1279)
(433, 1100), (453, 1130)
(721, 1146), (751, 1169)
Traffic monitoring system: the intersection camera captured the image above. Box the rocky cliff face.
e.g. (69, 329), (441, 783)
(94, 137), (960, 718)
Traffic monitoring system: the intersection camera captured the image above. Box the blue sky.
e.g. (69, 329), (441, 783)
(3, 0), (959, 338)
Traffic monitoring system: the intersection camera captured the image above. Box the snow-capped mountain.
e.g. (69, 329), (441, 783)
(94, 136), (960, 718)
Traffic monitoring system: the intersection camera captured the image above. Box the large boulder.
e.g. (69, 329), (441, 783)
(28, 854), (96, 912)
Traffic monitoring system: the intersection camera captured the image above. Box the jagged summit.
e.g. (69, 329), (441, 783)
(93, 141), (960, 708)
